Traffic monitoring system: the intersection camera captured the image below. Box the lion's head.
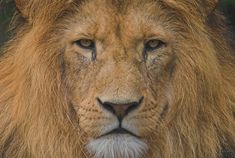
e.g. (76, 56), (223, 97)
(0, 0), (235, 158)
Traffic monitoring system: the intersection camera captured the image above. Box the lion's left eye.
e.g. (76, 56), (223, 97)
(75, 39), (95, 50)
(144, 39), (165, 52)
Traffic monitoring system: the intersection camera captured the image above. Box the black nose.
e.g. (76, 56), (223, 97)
(97, 97), (144, 120)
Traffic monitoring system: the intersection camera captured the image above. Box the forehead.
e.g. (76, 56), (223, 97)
(78, 0), (161, 18)
(66, 0), (171, 40)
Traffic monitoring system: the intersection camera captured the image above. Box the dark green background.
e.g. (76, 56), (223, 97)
(0, 0), (235, 47)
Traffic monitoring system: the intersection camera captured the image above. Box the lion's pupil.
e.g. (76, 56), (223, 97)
(76, 39), (95, 49)
(81, 39), (92, 47)
(148, 40), (160, 48)
(145, 39), (164, 52)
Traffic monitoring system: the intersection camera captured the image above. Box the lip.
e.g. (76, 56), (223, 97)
(97, 128), (140, 139)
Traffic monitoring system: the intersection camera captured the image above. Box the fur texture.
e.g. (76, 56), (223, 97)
(0, 0), (235, 158)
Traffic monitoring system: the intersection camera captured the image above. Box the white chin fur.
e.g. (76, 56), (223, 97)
(86, 135), (148, 158)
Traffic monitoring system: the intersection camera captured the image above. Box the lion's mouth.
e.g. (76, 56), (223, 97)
(97, 128), (140, 139)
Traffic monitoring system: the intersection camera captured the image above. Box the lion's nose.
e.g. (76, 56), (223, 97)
(97, 97), (144, 121)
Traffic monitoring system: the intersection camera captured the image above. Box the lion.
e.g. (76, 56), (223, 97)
(0, 0), (234, 158)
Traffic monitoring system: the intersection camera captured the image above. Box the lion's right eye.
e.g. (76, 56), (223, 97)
(74, 39), (96, 60)
(75, 39), (95, 50)
(144, 39), (165, 52)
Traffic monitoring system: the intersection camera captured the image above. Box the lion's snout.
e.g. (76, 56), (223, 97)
(97, 96), (144, 120)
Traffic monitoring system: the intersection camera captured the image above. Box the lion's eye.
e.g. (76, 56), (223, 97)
(75, 39), (95, 50)
(144, 39), (165, 52)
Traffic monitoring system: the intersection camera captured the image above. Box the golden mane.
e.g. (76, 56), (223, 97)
(0, 0), (235, 158)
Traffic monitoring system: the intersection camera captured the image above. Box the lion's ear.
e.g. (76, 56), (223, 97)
(15, 0), (31, 19)
(202, 0), (219, 16)
(15, 0), (73, 21)
(165, 0), (219, 17)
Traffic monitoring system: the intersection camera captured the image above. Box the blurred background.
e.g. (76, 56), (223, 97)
(0, 0), (235, 47)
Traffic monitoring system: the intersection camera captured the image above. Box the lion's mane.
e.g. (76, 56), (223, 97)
(0, 0), (235, 158)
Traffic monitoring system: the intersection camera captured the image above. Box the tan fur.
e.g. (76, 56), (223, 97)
(0, 0), (234, 158)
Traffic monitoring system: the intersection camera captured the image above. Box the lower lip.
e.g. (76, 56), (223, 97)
(98, 129), (140, 139)
(99, 134), (138, 140)
(109, 128), (131, 134)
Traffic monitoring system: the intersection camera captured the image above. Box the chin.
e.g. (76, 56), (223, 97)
(86, 134), (148, 158)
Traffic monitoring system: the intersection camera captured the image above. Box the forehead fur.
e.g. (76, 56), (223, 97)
(15, 0), (218, 22)
(15, 0), (214, 30)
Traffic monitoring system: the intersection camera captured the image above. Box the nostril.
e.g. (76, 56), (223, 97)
(125, 96), (144, 115)
(97, 97), (144, 119)
(97, 98), (116, 115)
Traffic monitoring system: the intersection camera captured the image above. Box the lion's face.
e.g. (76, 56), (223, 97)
(1, 0), (234, 158)
(63, 0), (175, 157)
